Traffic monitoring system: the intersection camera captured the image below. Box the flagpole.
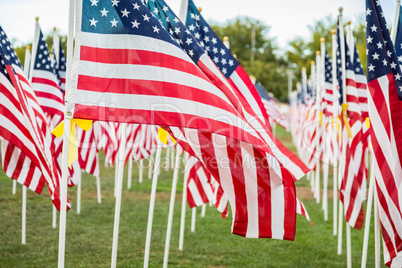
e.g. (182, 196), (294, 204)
(170, 146), (175, 169)
(148, 154), (153, 180)
(338, 7), (347, 257)
(76, 169), (82, 214)
(139, 158), (144, 183)
(331, 29), (338, 236)
(28, 17), (40, 85)
(111, 123), (127, 268)
(127, 155), (132, 188)
(315, 52), (321, 204)
(96, 175), (101, 204)
(114, 153), (119, 198)
(143, 140), (163, 268)
(179, 152), (190, 251)
(361, 150), (375, 268)
(162, 146), (182, 268)
(374, 185), (381, 268)
(320, 38), (329, 221)
(191, 207), (196, 232)
(22, 44), (31, 244)
(12, 180), (17, 195)
(165, 147), (170, 171)
(391, 0), (401, 43)
(179, 0), (189, 23)
(201, 203), (206, 217)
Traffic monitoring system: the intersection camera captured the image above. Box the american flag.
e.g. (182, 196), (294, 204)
(337, 21), (366, 230)
(254, 81), (289, 130)
(186, 156), (214, 208)
(0, 26), (68, 210)
(150, 0), (308, 179)
(52, 32), (67, 93)
(322, 52), (335, 118)
(366, 0), (402, 265)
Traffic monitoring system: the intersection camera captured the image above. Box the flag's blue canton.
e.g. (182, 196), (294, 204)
(336, 20), (344, 105)
(185, 0), (239, 78)
(54, 41), (66, 90)
(297, 84), (305, 104)
(324, 51), (332, 83)
(255, 81), (271, 101)
(0, 26), (22, 82)
(34, 30), (57, 76)
(146, 0), (204, 63)
(81, 0), (180, 49)
(352, 45), (364, 75)
(366, 0), (402, 99)
(395, 6), (402, 65)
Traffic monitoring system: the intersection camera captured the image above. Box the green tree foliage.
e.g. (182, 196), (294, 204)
(211, 17), (289, 101)
(12, 31), (67, 69)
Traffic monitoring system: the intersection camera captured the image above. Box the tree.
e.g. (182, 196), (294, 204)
(211, 17), (288, 102)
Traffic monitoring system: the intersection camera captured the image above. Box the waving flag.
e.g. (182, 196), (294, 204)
(337, 21), (366, 230)
(0, 26), (68, 210)
(186, 157), (214, 208)
(254, 82), (288, 130)
(366, 0), (402, 266)
(52, 31), (67, 93)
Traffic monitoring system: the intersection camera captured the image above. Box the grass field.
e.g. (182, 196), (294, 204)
(0, 126), (385, 267)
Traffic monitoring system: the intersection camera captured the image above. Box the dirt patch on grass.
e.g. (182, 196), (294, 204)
(296, 186), (334, 200)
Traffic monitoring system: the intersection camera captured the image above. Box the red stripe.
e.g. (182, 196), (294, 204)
(32, 77), (59, 89)
(80, 46), (203, 78)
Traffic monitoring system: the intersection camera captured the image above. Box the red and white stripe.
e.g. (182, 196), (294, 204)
(186, 157), (214, 208)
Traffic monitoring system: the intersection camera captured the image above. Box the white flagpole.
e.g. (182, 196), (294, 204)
(148, 155), (153, 180)
(191, 207), (196, 232)
(361, 150), (375, 268)
(22, 184), (26, 244)
(111, 123), (127, 268)
(22, 43), (32, 243)
(201, 203), (206, 217)
(52, 205), (57, 229)
(374, 185), (381, 268)
(179, 153), (190, 251)
(114, 153), (119, 198)
(338, 7), (347, 256)
(127, 155), (133, 189)
(320, 38), (328, 220)
(391, 0), (401, 43)
(76, 169), (82, 214)
(165, 147), (170, 171)
(143, 140), (162, 268)
(179, 0), (189, 23)
(163, 146), (182, 268)
(139, 159), (144, 183)
(12, 180), (17, 195)
(314, 52), (321, 204)
(170, 145), (175, 169)
(346, 223), (352, 268)
(332, 29), (338, 236)
(96, 176), (101, 204)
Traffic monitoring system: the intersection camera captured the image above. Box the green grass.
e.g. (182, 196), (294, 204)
(0, 128), (385, 267)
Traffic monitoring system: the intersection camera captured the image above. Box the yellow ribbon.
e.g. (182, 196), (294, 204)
(158, 127), (176, 145)
(319, 112), (323, 127)
(341, 103), (352, 138)
(365, 117), (370, 128)
(52, 119), (93, 168)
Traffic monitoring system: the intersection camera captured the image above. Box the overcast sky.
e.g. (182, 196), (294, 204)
(0, 0), (397, 49)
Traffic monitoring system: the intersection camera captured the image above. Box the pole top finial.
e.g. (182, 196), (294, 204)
(35, 17), (39, 22)
(347, 21), (351, 25)
(316, 51), (320, 55)
(332, 29), (336, 35)
(302, 67), (306, 72)
(54, 27), (57, 31)
(198, 7), (202, 12)
(311, 61), (315, 65)
(233, 53), (237, 59)
(26, 45), (31, 49)
(320, 37), (325, 42)
(339, 7), (343, 14)
(223, 36), (229, 41)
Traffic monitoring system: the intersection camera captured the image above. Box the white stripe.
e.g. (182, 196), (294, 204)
(188, 179), (204, 207)
(28, 167), (42, 192)
(80, 31), (194, 65)
(32, 70), (60, 85)
(196, 168), (214, 201)
(268, 154), (285, 239)
(240, 142), (259, 238)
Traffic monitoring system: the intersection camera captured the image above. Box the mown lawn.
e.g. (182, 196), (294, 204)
(0, 127), (385, 267)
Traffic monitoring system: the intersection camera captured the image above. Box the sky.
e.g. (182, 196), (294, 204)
(0, 0), (397, 50)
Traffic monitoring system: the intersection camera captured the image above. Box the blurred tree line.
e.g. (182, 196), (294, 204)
(11, 16), (367, 102)
(13, 30), (67, 70)
(211, 15), (366, 102)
